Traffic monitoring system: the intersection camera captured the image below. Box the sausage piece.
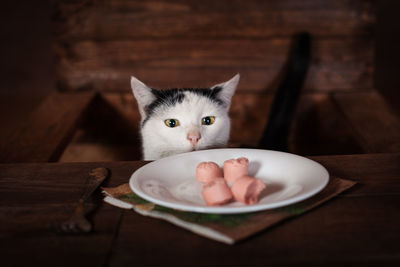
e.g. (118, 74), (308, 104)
(196, 161), (222, 183)
(202, 178), (233, 206)
(223, 157), (249, 183)
(231, 175), (266, 205)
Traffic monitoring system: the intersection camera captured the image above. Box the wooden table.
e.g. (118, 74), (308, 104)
(1, 153), (399, 266)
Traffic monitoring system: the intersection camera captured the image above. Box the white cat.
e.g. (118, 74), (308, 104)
(131, 74), (240, 160)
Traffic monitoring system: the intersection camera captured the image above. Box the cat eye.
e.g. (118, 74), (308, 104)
(164, 119), (180, 128)
(201, 116), (215, 125)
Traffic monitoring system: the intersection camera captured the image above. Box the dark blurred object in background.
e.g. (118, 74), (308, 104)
(376, 0), (400, 112)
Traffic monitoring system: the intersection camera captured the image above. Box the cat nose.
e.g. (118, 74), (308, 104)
(187, 132), (201, 147)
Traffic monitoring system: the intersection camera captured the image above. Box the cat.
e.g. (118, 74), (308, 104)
(131, 74), (240, 160)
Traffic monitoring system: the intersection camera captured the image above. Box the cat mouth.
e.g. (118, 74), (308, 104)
(189, 145), (201, 152)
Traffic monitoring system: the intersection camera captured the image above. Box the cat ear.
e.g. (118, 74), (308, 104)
(131, 76), (156, 117)
(211, 74), (240, 108)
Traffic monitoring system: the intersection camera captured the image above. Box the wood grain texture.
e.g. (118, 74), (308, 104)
(333, 91), (400, 153)
(0, 92), (96, 163)
(106, 153), (400, 266)
(52, 0), (375, 93)
(53, 0), (375, 41)
(55, 38), (374, 92)
(112, 196), (400, 266)
(0, 161), (146, 266)
(311, 153), (400, 197)
(0, 154), (398, 266)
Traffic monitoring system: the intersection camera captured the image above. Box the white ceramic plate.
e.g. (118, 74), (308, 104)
(129, 148), (329, 214)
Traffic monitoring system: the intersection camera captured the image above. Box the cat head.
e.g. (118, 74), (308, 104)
(131, 74), (240, 160)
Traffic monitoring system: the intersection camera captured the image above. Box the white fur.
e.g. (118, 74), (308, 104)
(131, 74), (239, 160)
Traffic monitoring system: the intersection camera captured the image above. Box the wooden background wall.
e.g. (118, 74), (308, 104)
(53, 0), (375, 93)
(50, 0), (377, 161)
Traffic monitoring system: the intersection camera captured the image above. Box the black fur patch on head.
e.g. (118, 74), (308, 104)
(186, 87), (224, 106)
(141, 87), (224, 127)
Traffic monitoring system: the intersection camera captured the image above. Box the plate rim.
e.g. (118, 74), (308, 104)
(129, 148), (329, 214)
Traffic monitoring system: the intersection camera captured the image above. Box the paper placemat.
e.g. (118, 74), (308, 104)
(103, 176), (355, 244)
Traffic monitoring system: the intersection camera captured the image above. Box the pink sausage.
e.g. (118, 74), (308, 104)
(196, 161), (222, 183)
(231, 175), (266, 205)
(202, 178), (233, 206)
(223, 157), (249, 183)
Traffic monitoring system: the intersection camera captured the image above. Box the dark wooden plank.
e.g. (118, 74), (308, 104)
(0, 204), (122, 262)
(0, 92), (96, 163)
(0, 161), (147, 266)
(311, 153), (400, 197)
(110, 195), (400, 266)
(55, 38), (374, 92)
(1, 227), (118, 267)
(310, 153), (400, 178)
(333, 91), (400, 153)
(0, 161), (146, 207)
(0, 161), (142, 266)
(0, 154), (399, 266)
(59, 142), (143, 162)
(107, 154), (400, 266)
(53, 0), (375, 40)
